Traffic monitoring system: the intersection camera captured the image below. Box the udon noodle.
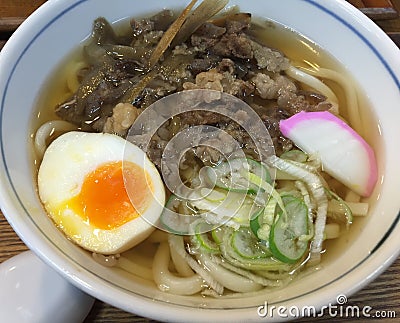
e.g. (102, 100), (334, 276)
(33, 0), (374, 298)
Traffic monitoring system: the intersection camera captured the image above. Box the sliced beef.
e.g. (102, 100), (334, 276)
(191, 23), (226, 50)
(250, 41), (290, 72)
(251, 73), (297, 100)
(189, 56), (220, 74)
(211, 33), (253, 59)
(225, 13), (252, 34)
(54, 12), (334, 161)
(103, 103), (140, 136)
(55, 59), (137, 128)
(255, 105), (294, 155)
(130, 10), (174, 37)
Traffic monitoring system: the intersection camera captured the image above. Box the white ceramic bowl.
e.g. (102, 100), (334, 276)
(1, 0), (400, 321)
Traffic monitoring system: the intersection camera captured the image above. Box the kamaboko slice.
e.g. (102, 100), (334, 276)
(279, 111), (377, 197)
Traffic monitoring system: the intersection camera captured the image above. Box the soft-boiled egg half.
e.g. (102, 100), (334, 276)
(38, 131), (165, 254)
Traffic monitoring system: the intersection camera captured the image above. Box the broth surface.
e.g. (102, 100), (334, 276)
(31, 9), (381, 300)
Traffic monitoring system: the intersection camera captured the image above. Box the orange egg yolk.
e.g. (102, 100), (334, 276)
(68, 161), (152, 230)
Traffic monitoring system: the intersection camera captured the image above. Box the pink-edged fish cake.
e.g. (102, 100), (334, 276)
(279, 111), (377, 197)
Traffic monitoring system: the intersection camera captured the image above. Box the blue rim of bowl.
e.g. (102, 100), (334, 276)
(1, 0), (400, 311)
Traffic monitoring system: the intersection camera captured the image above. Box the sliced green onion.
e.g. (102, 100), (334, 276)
(160, 195), (199, 234)
(325, 189), (353, 228)
(219, 228), (292, 271)
(191, 220), (220, 253)
(269, 196), (309, 264)
(231, 227), (271, 259)
(267, 155), (327, 265)
(207, 158), (271, 194)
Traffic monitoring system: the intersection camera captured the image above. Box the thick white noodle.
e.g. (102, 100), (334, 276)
(168, 234), (224, 294)
(153, 242), (203, 295)
(146, 229), (169, 243)
(117, 256), (153, 281)
(286, 65), (339, 114)
(324, 223), (340, 240)
(297, 66), (361, 135)
(210, 255), (286, 287)
(170, 244), (195, 277)
(34, 120), (76, 158)
(197, 253), (263, 293)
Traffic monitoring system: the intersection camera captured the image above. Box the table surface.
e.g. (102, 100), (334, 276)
(1, 1), (399, 322)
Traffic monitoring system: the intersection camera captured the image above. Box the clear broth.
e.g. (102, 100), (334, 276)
(31, 14), (382, 292)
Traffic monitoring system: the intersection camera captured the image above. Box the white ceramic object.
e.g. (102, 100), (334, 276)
(0, 0), (399, 322)
(0, 251), (94, 323)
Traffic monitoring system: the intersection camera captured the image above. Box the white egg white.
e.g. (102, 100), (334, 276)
(38, 131), (165, 254)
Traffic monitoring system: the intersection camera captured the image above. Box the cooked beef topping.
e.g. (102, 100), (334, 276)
(54, 11), (332, 162)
